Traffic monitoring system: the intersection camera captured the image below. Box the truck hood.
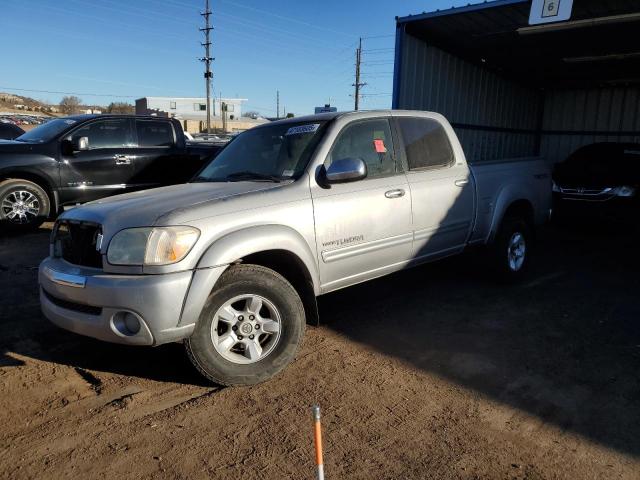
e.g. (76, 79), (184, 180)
(59, 181), (284, 232)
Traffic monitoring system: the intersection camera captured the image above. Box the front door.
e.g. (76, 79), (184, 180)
(311, 118), (413, 293)
(59, 118), (137, 204)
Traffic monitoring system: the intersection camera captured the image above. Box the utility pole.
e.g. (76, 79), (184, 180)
(276, 90), (280, 119)
(199, 0), (214, 133)
(353, 37), (366, 111)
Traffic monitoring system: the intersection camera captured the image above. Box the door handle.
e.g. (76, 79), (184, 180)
(114, 155), (131, 165)
(384, 189), (405, 199)
(454, 179), (469, 187)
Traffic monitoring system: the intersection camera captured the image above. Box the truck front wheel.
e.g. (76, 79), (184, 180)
(0, 179), (50, 230)
(491, 216), (532, 281)
(185, 264), (306, 386)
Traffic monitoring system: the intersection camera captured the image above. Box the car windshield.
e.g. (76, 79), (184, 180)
(193, 121), (327, 182)
(15, 118), (78, 143)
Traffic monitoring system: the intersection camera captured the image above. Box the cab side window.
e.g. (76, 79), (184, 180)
(397, 117), (454, 170)
(71, 119), (132, 149)
(136, 120), (175, 147)
(327, 119), (396, 179)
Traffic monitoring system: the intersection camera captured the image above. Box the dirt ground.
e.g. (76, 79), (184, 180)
(0, 218), (639, 479)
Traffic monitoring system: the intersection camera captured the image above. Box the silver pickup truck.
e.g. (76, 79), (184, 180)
(39, 110), (551, 385)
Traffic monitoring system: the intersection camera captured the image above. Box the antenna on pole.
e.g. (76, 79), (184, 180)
(353, 37), (366, 111)
(276, 90), (280, 119)
(199, 0), (214, 133)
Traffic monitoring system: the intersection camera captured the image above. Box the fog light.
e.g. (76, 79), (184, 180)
(112, 311), (141, 336)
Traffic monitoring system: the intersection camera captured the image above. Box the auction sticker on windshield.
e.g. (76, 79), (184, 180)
(286, 124), (320, 136)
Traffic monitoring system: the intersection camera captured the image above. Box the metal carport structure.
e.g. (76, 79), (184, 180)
(392, 0), (640, 164)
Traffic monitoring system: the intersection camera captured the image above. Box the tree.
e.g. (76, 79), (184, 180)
(59, 96), (82, 115)
(285, 112), (295, 118)
(107, 102), (134, 114)
(242, 110), (261, 119)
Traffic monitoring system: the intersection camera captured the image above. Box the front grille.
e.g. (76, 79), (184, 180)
(43, 289), (102, 316)
(53, 220), (103, 268)
(558, 187), (615, 201)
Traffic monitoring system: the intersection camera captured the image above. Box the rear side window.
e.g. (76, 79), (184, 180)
(397, 117), (454, 170)
(136, 120), (174, 147)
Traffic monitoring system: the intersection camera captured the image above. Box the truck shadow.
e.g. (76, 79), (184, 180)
(1, 210), (639, 455)
(0, 225), (210, 387)
(318, 221), (640, 457)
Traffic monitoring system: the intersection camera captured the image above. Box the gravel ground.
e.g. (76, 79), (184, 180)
(0, 219), (638, 479)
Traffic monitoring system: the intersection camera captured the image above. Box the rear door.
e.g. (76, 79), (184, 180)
(59, 118), (137, 203)
(394, 115), (474, 260)
(130, 119), (201, 188)
(311, 117), (413, 292)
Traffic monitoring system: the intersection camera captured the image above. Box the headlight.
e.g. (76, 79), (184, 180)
(107, 226), (200, 266)
(612, 186), (636, 197)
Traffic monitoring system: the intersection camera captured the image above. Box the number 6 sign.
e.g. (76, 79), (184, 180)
(529, 0), (573, 25)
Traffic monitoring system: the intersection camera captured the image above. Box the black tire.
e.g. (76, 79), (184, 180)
(491, 216), (532, 282)
(185, 264), (306, 386)
(0, 179), (50, 231)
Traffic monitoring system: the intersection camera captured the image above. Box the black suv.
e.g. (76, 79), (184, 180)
(0, 115), (222, 230)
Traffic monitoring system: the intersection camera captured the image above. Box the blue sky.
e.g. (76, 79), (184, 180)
(1, 0), (482, 116)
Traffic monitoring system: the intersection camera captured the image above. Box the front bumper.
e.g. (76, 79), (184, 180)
(39, 256), (196, 346)
(553, 192), (637, 219)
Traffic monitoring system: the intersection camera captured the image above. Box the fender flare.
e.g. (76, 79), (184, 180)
(487, 183), (535, 243)
(197, 224), (320, 294)
(178, 225), (320, 328)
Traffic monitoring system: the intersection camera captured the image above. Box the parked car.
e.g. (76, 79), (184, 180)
(39, 110), (551, 386)
(553, 142), (639, 218)
(0, 121), (24, 140)
(0, 115), (223, 229)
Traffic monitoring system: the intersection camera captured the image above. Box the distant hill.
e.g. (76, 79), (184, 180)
(0, 92), (59, 116)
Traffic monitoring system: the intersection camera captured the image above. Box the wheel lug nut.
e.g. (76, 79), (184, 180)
(232, 325), (237, 331)
(249, 334), (254, 339)
(255, 324), (260, 330)
(238, 335), (243, 340)
(238, 315), (244, 321)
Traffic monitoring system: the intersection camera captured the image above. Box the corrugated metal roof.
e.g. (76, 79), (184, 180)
(395, 0), (640, 88)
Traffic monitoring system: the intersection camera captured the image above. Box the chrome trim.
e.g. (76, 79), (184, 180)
(321, 232), (413, 263)
(384, 189), (405, 198)
(42, 266), (86, 288)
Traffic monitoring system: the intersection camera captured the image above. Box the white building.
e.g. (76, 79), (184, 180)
(135, 96), (247, 120)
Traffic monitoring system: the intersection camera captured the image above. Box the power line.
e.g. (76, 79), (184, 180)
(218, 0), (355, 39)
(361, 33), (396, 39)
(0, 86), (135, 98)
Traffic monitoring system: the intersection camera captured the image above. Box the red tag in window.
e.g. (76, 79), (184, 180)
(373, 139), (387, 153)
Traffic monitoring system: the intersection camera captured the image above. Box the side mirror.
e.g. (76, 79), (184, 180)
(325, 157), (367, 184)
(74, 136), (89, 151)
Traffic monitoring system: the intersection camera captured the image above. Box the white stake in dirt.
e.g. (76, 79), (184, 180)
(312, 405), (325, 480)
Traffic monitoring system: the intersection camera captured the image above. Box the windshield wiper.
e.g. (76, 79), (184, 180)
(225, 171), (282, 182)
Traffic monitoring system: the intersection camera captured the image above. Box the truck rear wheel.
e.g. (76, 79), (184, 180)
(491, 216), (532, 281)
(0, 179), (50, 231)
(185, 264), (306, 386)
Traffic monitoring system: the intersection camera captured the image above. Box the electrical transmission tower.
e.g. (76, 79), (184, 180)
(199, 0), (214, 133)
(352, 37), (366, 111)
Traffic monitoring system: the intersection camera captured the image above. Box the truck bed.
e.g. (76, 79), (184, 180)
(469, 156), (551, 243)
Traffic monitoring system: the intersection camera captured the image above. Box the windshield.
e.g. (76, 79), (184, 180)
(194, 121), (327, 182)
(15, 118), (78, 143)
